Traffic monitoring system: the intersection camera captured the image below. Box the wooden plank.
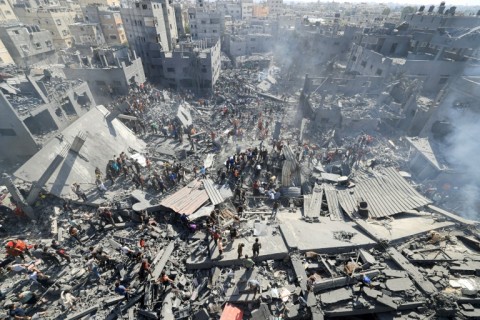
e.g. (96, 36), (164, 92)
(387, 248), (437, 295)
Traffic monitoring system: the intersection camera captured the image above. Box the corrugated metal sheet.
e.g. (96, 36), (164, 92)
(304, 184), (323, 218)
(337, 167), (431, 219)
(323, 185), (344, 221)
(202, 179), (224, 205)
(160, 179), (209, 215)
(282, 145), (301, 187)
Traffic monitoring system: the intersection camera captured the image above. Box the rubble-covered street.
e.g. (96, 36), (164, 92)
(1, 58), (480, 320)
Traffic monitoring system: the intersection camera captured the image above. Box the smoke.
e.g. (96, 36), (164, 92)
(443, 99), (480, 220)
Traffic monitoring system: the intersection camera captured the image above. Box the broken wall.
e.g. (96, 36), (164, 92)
(0, 92), (38, 161)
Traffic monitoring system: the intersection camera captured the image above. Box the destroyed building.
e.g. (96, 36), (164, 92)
(13, 4), (80, 49)
(120, 0), (178, 82)
(0, 38), (14, 66)
(1, 1), (480, 320)
(0, 24), (56, 68)
(61, 46), (146, 104)
(81, 5), (128, 46)
(68, 22), (106, 46)
(347, 12), (480, 95)
(0, 67), (94, 162)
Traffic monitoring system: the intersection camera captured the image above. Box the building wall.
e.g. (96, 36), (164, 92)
(217, 1), (241, 20)
(83, 5), (127, 45)
(252, 4), (268, 18)
(0, 92), (39, 160)
(267, 0), (282, 17)
(0, 25), (56, 67)
(19, 81), (95, 137)
(348, 44), (479, 94)
(64, 57), (145, 99)
(69, 23), (106, 46)
(162, 39), (220, 90)
(347, 44), (393, 77)
(188, 8), (222, 40)
(174, 3), (187, 37)
(99, 9), (127, 45)
(0, 0), (18, 22)
(227, 33), (272, 57)
(78, 0), (119, 7)
(404, 13), (480, 30)
(121, 0), (178, 80)
(241, 0), (253, 20)
(14, 6), (77, 48)
(0, 38), (14, 65)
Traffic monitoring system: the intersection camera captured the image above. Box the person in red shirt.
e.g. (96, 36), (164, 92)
(5, 240), (31, 260)
(139, 238), (146, 249)
(157, 271), (176, 289)
(138, 259), (152, 282)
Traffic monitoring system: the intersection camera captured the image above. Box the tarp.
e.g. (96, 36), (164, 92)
(220, 303), (243, 320)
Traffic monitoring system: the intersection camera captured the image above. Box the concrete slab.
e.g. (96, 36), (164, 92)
(385, 278), (415, 292)
(320, 287), (352, 305)
(362, 215), (455, 243)
(277, 211), (377, 253)
(14, 105), (146, 200)
(186, 233), (288, 269)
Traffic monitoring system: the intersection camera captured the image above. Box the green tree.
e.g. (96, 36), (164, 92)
(401, 6), (417, 18)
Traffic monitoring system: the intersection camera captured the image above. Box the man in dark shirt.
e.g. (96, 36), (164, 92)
(252, 238), (261, 258)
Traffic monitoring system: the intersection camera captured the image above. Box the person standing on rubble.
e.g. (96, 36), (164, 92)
(243, 255), (255, 269)
(85, 256), (101, 280)
(252, 238), (261, 258)
(40, 247), (60, 266)
(5, 239), (31, 260)
(69, 226), (83, 245)
(134, 159), (141, 175)
(247, 279), (261, 297)
(71, 183), (87, 202)
(99, 208), (115, 227)
(217, 237), (224, 259)
(237, 243), (245, 259)
(114, 281), (130, 301)
(157, 271), (176, 289)
(271, 201), (279, 220)
(138, 259), (152, 282)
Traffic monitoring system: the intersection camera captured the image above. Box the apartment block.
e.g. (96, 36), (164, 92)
(13, 5), (78, 48)
(0, 24), (56, 67)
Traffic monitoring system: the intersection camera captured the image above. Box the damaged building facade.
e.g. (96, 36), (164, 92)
(0, 67), (94, 161)
(121, 0), (220, 90)
(62, 46), (146, 103)
(0, 24), (56, 67)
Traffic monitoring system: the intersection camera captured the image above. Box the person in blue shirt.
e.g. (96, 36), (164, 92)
(114, 281), (130, 301)
(9, 304), (28, 320)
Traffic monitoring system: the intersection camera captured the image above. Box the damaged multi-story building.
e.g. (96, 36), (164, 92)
(121, 0), (221, 91)
(0, 67), (95, 162)
(61, 46), (146, 104)
(347, 9), (480, 95)
(0, 23), (56, 67)
(13, 1), (81, 49)
(82, 4), (128, 45)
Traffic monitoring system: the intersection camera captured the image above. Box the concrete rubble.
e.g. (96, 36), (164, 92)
(1, 5), (480, 319)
